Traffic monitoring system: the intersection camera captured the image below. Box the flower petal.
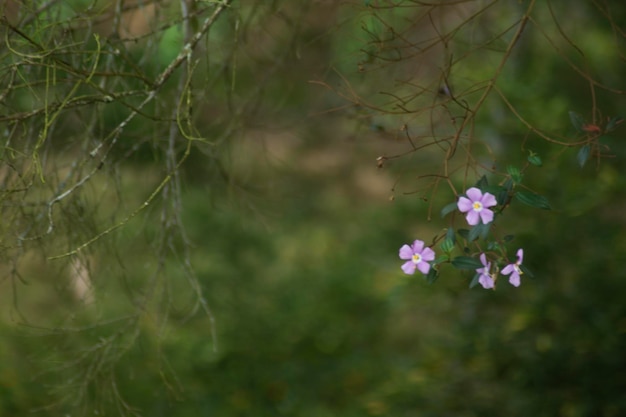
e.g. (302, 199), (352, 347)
(480, 192), (497, 208)
(399, 244), (413, 260)
(401, 261), (416, 275)
(501, 264), (514, 275)
(509, 272), (521, 287)
(417, 261), (431, 274)
(457, 197), (473, 213)
(465, 210), (479, 226)
(479, 253), (488, 267)
(411, 240), (425, 253)
(516, 248), (524, 264)
(421, 247), (436, 262)
(466, 187), (482, 201)
(479, 208), (494, 224)
(479, 274), (494, 289)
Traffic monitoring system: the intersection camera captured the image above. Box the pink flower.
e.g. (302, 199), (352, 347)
(457, 187), (497, 226)
(501, 248), (524, 287)
(399, 240), (435, 275)
(476, 253), (494, 289)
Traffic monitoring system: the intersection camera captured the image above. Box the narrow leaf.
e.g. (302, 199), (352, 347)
(515, 190), (551, 210)
(487, 241), (501, 251)
(425, 268), (438, 284)
(479, 222), (491, 240)
(445, 227), (455, 244)
(506, 166), (523, 186)
(440, 238), (454, 253)
(441, 201), (458, 218)
(468, 226), (479, 242)
(606, 116), (624, 132)
(451, 256), (483, 270)
(569, 111), (585, 132)
(520, 264), (535, 278)
(577, 144), (591, 168)
(528, 152), (542, 167)
(469, 273), (481, 288)
(475, 175), (488, 188)
(434, 255), (449, 265)
(484, 185), (506, 196)
(506, 165), (519, 175)
(468, 222), (491, 242)
(497, 188), (510, 206)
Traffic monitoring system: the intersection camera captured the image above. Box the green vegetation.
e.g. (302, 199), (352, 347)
(0, 0), (624, 416)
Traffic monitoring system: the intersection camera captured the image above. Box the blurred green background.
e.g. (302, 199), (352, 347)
(0, 1), (625, 416)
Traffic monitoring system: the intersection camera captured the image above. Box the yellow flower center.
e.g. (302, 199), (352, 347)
(473, 201), (483, 211)
(412, 253), (422, 264)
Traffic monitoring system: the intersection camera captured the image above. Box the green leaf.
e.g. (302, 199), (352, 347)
(469, 273), (481, 288)
(506, 165), (520, 176)
(451, 256), (483, 270)
(440, 238), (454, 253)
(475, 175), (488, 188)
(445, 227), (455, 244)
(515, 190), (551, 210)
(484, 184), (506, 196)
(457, 229), (470, 240)
(487, 241), (501, 251)
(478, 223), (491, 240)
(425, 268), (438, 284)
(507, 165), (523, 184)
(496, 188), (511, 206)
(569, 111), (585, 132)
(528, 151), (543, 167)
(440, 201), (458, 218)
(577, 144), (591, 168)
(468, 222), (491, 242)
(606, 116), (623, 132)
(520, 264), (535, 278)
(440, 229), (456, 253)
(434, 255), (449, 264)
(503, 178), (513, 191)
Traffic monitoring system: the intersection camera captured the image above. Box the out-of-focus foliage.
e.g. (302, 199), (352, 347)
(0, 0), (625, 416)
